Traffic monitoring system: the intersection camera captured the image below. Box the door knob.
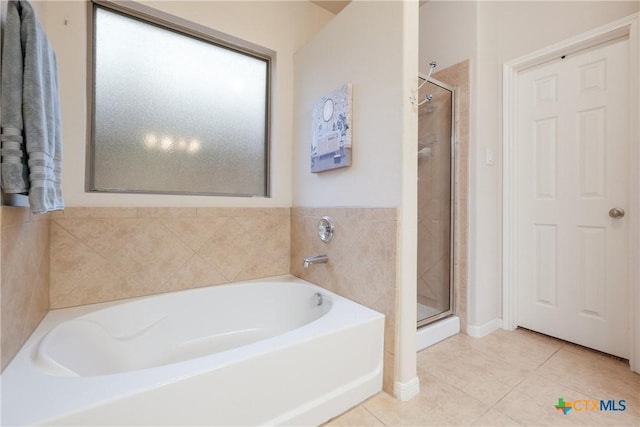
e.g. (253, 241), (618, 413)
(609, 208), (625, 219)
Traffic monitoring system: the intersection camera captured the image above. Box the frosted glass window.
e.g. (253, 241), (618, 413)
(90, 5), (269, 196)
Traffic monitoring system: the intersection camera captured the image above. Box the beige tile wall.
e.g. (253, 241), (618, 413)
(290, 207), (398, 393)
(1, 207), (50, 371)
(432, 60), (470, 332)
(49, 207), (290, 308)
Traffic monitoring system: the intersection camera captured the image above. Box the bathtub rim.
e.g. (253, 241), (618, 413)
(34, 276), (335, 378)
(1, 275), (385, 426)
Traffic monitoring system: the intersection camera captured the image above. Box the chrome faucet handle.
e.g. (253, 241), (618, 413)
(318, 216), (334, 242)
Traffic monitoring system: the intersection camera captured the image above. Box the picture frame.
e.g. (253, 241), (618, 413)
(311, 83), (352, 173)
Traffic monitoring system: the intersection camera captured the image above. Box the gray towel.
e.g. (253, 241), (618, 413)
(1, 0), (64, 214)
(1, 1), (29, 194)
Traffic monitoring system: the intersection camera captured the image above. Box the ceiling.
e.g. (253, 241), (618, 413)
(310, 1), (351, 15)
(311, 1), (429, 15)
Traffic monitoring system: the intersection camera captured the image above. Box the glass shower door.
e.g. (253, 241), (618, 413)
(416, 77), (455, 327)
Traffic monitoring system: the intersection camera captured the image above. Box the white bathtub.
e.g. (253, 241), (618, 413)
(1, 275), (384, 426)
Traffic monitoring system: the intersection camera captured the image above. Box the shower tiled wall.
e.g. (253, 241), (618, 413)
(1, 207), (50, 371)
(433, 60), (470, 332)
(290, 207), (398, 393)
(49, 207), (290, 308)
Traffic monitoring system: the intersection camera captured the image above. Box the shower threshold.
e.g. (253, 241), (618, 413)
(417, 314), (460, 352)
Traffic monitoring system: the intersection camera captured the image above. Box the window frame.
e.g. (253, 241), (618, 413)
(86, 0), (272, 197)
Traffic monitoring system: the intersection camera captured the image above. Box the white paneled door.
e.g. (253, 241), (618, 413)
(516, 37), (630, 358)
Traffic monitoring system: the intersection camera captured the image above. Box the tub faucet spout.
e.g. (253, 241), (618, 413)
(303, 254), (328, 268)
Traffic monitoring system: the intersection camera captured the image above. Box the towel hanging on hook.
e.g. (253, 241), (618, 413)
(1, 0), (65, 214)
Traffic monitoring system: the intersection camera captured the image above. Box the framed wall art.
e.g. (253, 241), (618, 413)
(311, 83), (352, 173)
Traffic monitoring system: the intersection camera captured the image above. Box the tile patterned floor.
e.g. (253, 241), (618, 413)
(325, 328), (640, 426)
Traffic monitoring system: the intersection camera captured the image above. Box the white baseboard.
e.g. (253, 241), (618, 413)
(417, 315), (460, 351)
(393, 376), (420, 401)
(466, 318), (502, 338)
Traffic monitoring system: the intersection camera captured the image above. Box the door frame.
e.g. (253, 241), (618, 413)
(502, 13), (640, 371)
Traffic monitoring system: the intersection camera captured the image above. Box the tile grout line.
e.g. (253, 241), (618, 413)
(534, 370), (605, 401)
(464, 338), (567, 426)
(466, 406), (493, 426)
(146, 217), (199, 290)
(418, 373), (516, 427)
(533, 342), (564, 371)
(361, 402), (389, 426)
(476, 371), (537, 426)
(48, 221), (130, 308)
(531, 344), (633, 413)
(421, 334), (563, 426)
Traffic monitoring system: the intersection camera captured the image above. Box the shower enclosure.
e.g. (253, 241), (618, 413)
(416, 76), (455, 327)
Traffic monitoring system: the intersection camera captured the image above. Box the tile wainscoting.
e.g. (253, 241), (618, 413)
(290, 207), (399, 393)
(49, 207), (291, 308)
(1, 207), (50, 370)
(2, 204), (401, 391)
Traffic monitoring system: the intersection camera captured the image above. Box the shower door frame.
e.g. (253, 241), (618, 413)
(416, 75), (457, 328)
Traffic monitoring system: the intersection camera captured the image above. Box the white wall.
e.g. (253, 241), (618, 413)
(420, 1), (640, 329)
(293, 0), (420, 395)
(418, 0), (477, 74)
(293, 1), (410, 207)
(39, 1), (333, 208)
(419, 0), (479, 332)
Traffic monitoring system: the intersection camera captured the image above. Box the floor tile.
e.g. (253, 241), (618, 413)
(494, 374), (640, 427)
(336, 330), (640, 427)
(324, 404), (384, 427)
(363, 374), (490, 426)
(513, 374), (638, 426)
(417, 338), (529, 406)
(561, 339), (631, 360)
(467, 328), (563, 371)
(496, 388), (600, 426)
(537, 348), (640, 417)
(471, 408), (523, 426)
